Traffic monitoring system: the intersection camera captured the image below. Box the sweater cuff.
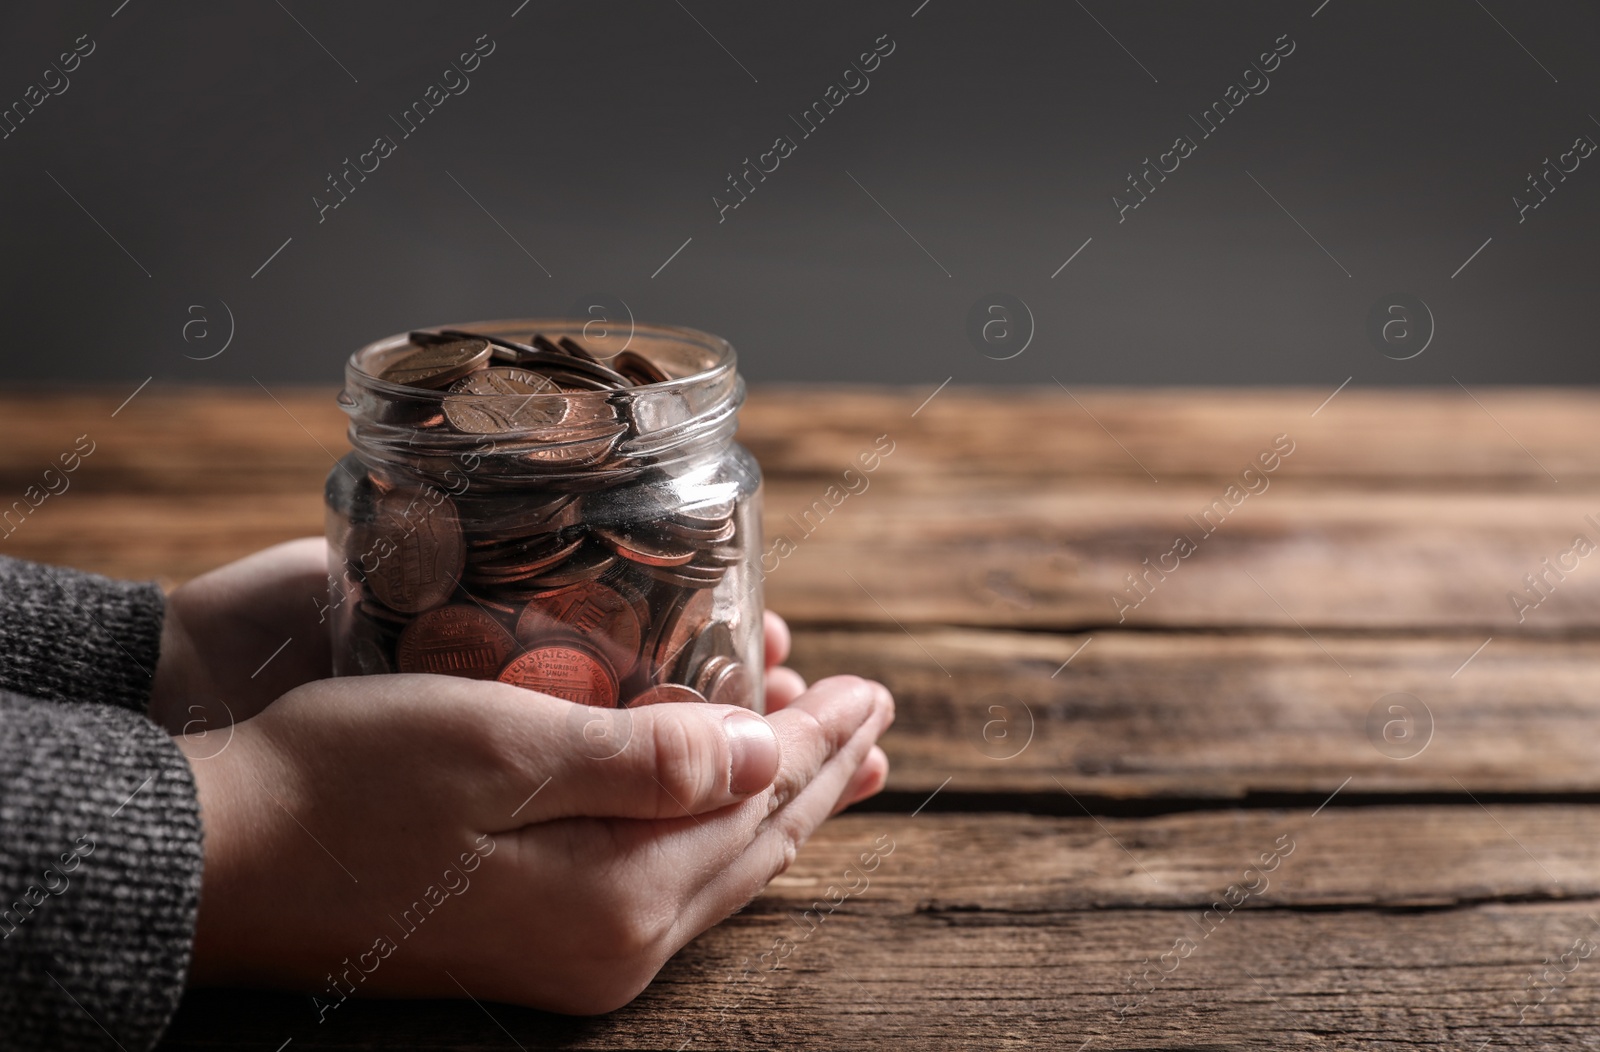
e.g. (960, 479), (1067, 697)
(0, 555), (165, 714)
(0, 692), (203, 1052)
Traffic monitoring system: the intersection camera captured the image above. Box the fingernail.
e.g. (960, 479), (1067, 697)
(724, 710), (780, 795)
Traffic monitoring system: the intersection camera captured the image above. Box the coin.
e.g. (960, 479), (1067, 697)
(641, 561), (727, 588)
(465, 534), (587, 581)
(355, 487), (465, 614)
(469, 492), (583, 540)
(444, 368), (566, 433)
(697, 657), (751, 708)
(514, 581), (646, 676)
(397, 604), (516, 678)
(498, 640), (619, 707)
(662, 515), (736, 545)
(518, 543), (619, 590)
(512, 347), (631, 388)
(626, 683), (708, 707)
(438, 329), (540, 359)
(596, 526), (697, 567)
(357, 597), (411, 625)
(517, 428), (627, 468)
(614, 350), (670, 385)
(651, 588), (715, 682)
(381, 338), (491, 389)
(557, 336), (600, 364)
(680, 620), (738, 686)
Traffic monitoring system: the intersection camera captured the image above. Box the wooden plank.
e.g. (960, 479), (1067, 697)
(774, 809), (1600, 910)
(0, 389), (348, 497)
(789, 629), (1600, 798)
(158, 810), (1600, 1050)
(2, 388), (1598, 496)
(0, 493), (323, 588)
(160, 904), (1600, 1050)
(740, 385), (1600, 485)
(759, 480), (1600, 631)
(9, 475), (1600, 635)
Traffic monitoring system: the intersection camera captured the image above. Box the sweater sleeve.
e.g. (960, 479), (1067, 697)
(0, 555), (201, 1051)
(0, 692), (203, 1052)
(0, 555), (165, 715)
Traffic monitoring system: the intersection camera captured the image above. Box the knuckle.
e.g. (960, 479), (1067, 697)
(649, 712), (719, 812)
(817, 673), (870, 696)
(769, 831), (801, 880)
(452, 706), (521, 777)
(766, 707), (827, 814)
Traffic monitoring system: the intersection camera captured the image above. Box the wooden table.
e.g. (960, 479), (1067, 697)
(7, 386), (1600, 1049)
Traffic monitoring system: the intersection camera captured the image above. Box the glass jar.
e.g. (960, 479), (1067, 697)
(323, 318), (764, 712)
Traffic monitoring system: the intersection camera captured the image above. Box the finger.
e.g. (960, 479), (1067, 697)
(506, 696), (785, 822)
(544, 674), (896, 920)
(674, 677), (893, 936)
(831, 745), (889, 816)
(760, 676), (892, 817)
(764, 666), (807, 712)
(763, 610), (791, 668)
(210, 537), (329, 601)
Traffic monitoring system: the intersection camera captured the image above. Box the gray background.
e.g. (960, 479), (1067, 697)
(1, 0), (1595, 387)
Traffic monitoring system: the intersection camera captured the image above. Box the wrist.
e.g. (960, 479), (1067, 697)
(150, 589), (202, 732)
(178, 725), (258, 986)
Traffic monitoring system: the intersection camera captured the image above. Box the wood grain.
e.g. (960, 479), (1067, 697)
(13, 483), (1600, 633)
(759, 479), (1600, 631)
(769, 809), (1600, 910)
(793, 629), (1600, 798)
(159, 811), (1600, 1051)
(739, 385), (1600, 485)
(2, 387), (1597, 495)
(11, 444), (1600, 633)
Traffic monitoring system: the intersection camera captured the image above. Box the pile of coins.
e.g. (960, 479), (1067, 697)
(335, 328), (754, 710)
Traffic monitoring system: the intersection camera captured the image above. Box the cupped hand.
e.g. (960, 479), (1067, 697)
(150, 537), (333, 732)
(180, 669), (894, 1014)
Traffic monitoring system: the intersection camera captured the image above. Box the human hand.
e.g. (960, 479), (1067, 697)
(180, 668), (893, 1014)
(761, 609), (888, 808)
(150, 537), (332, 733)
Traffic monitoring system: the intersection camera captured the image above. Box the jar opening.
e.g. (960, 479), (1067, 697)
(340, 318), (744, 484)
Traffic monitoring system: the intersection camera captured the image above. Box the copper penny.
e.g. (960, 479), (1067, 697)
(397, 604), (516, 679)
(641, 562), (726, 589)
(626, 683), (708, 707)
(596, 526), (697, 567)
(514, 581), (645, 676)
(613, 350), (670, 385)
(556, 336), (600, 364)
(681, 620), (738, 687)
(522, 543), (618, 590)
(517, 428), (626, 468)
(465, 534), (587, 581)
(698, 658), (752, 709)
(356, 487), (465, 614)
(652, 588), (715, 682)
(444, 367), (568, 434)
(692, 654), (734, 695)
(380, 338), (491, 389)
(498, 641), (619, 707)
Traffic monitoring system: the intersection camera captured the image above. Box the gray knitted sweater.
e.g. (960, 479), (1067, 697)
(0, 555), (202, 1051)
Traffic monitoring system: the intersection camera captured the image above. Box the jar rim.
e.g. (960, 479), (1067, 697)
(344, 317), (738, 405)
(339, 317), (745, 479)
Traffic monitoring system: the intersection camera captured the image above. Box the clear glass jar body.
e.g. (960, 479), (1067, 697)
(323, 319), (764, 712)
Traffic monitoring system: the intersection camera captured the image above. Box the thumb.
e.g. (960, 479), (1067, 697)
(537, 703), (782, 820)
